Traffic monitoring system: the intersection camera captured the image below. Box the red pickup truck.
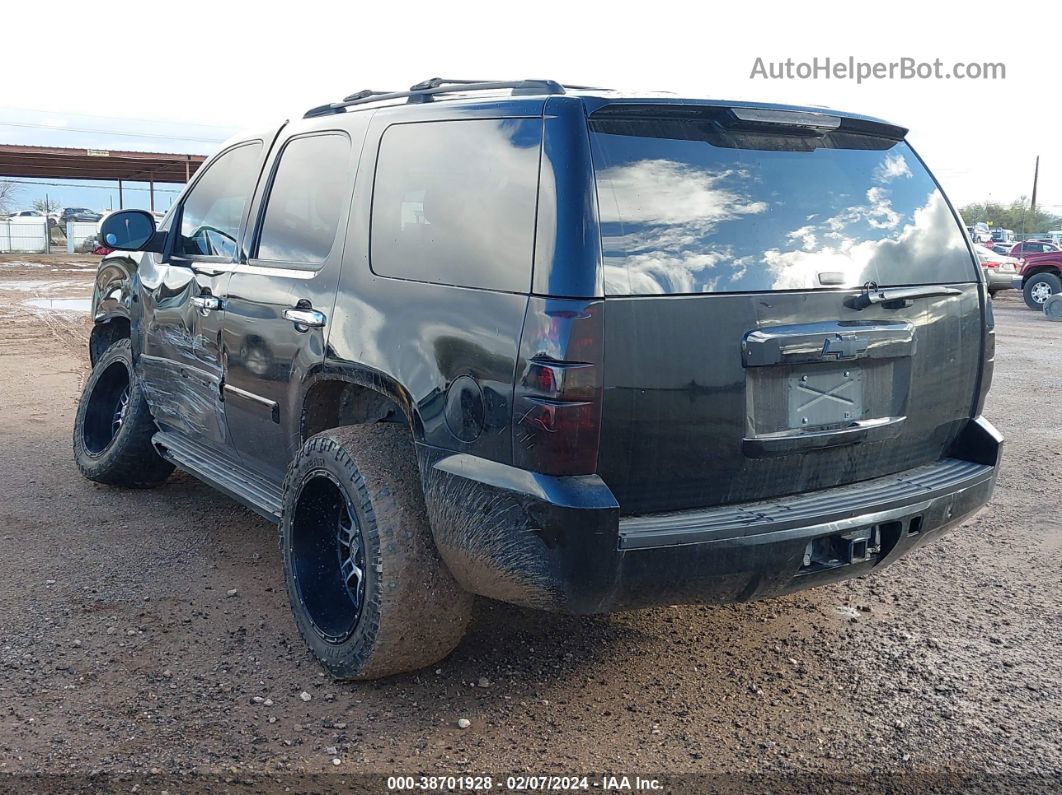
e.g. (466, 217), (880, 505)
(1011, 248), (1062, 310)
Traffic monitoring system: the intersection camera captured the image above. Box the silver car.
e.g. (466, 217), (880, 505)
(973, 244), (1020, 295)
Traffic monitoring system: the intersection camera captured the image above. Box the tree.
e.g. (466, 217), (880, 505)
(0, 181), (17, 214)
(31, 196), (62, 216)
(958, 198), (1062, 236)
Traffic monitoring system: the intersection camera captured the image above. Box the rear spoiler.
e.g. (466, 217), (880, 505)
(589, 103), (909, 141)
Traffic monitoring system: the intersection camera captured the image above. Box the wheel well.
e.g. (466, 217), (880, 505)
(300, 378), (410, 442)
(89, 318), (130, 365)
(1025, 265), (1062, 282)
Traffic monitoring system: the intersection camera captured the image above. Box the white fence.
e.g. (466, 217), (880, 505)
(66, 221), (99, 254)
(0, 217), (49, 253)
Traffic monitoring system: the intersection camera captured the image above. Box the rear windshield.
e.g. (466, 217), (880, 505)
(589, 112), (977, 295)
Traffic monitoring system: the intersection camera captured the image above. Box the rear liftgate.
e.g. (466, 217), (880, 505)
(742, 318), (919, 572)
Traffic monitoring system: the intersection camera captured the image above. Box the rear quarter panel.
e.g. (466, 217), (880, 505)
(325, 100), (549, 465)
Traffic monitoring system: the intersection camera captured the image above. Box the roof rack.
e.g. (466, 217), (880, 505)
(304, 77), (601, 119)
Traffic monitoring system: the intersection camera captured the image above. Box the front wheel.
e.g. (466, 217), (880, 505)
(1023, 272), (1062, 310)
(73, 339), (173, 487)
(281, 424), (472, 680)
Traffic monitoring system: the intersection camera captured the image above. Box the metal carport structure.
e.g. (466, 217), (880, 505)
(0, 144), (206, 211)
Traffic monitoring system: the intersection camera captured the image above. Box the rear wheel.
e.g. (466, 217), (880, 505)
(281, 424), (472, 680)
(1023, 272), (1062, 310)
(73, 339), (173, 487)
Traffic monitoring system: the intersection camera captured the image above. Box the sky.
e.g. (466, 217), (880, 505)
(1, 0), (1060, 219)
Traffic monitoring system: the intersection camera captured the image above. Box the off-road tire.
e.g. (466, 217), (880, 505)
(281, 424), (472, 680)
(73, 339), (174, 487)
(1023, 272), (1062, 310)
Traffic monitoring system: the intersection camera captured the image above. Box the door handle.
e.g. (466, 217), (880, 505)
(283, 307), (327, 329)
(191, 295), (222, 311)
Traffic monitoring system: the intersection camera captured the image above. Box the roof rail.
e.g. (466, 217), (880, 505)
(303, 78), (595, 119)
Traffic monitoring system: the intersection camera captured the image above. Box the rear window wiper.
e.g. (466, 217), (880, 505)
(850, 283), (963, 309)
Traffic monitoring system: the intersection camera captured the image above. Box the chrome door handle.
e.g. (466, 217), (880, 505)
(283, 308), (327, 328)
(191, 295), (222, 311)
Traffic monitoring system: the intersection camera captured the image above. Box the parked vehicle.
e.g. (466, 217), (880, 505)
(60, 207), (103, 224)
(1014, 249), (1062, 309)
(990, 228), (1015, 244)
(973, 244), (1019, 294)
(8, 210), (62, 228)
(1009, 240), (1060, 256)
(966, 222), (992, 244)
(75, 79), (1002, 680)
(988, 243), (1014, 256)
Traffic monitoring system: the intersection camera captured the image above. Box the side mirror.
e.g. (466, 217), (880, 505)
(100, 210), (164, 253)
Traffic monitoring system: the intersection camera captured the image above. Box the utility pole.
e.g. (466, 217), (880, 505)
(1030, 155), (1040, 224)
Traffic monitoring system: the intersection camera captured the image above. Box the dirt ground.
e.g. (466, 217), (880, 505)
(0, 254), (1059, 793)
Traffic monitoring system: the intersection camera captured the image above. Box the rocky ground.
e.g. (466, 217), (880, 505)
(0, 255), (1058, 793)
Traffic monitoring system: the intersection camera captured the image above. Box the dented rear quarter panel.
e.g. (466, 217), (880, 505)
(324, 99), (553, 467)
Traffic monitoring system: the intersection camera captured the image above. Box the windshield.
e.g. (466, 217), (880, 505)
(589, 112), (978, 295)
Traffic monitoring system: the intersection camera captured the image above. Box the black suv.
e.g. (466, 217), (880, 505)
(77, 78), (1002, 680)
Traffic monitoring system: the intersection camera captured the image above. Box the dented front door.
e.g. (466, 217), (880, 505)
(136, 140), (269, 453)
(138, 258), (233, 449)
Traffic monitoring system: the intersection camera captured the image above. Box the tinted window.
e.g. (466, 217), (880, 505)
(590, 114), (976, 295)
(177, 142), (262, 258)
(370, 119), (541, 291)
(257, 134), (350, 264)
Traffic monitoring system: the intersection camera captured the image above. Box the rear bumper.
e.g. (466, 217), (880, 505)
(984, 269), (1017, 290)
(418, 417), (1002, 613)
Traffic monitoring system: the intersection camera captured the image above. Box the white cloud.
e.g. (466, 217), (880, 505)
(787, 225), (818, 250)
(596, 160), (766, 226)
(763, 191), (967, 290)
(875, 152), (913, 183)
(597, 159), (766, 293)
(822, 186), (902, 237)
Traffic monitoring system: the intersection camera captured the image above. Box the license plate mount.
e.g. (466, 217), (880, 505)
(787, 365), (864, 429)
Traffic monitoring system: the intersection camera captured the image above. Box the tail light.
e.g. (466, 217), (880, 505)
(513, 297), (603, 475)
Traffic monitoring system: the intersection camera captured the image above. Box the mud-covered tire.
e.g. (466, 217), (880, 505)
(281, 424), (472, 680)
(73, 339), (174, 488)
(1023, 272), (1062, 310)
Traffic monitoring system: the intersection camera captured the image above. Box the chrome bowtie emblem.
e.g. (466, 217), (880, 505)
(821, 333), (867, 360)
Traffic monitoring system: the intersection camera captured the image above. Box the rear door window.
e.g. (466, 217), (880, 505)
(256, 133), (350, 264)
(176, 141), (262, 259)
(370, 118), (541, 292)
(589, 111), (977, 295)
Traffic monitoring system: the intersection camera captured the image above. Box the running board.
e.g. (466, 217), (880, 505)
(152, 431), (283, 523)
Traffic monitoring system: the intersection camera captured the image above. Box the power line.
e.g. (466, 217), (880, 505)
(0, 121), (227, 144)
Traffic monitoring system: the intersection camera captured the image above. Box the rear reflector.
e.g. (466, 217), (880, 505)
(513, 298), (603, 475)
